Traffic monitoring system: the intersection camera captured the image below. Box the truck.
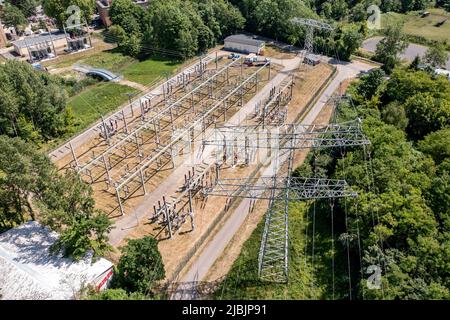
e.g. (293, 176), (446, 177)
(244, 53), (270, 66)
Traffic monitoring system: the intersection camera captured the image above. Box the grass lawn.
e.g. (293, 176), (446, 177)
(122, 57), (180, 85)
(382, 8), (450, 43)
(214, 198), (353, 300)
(48, 49), (182, 86)
(67, 82), (139, 133)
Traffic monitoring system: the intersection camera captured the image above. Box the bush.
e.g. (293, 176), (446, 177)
(113, 236), (165, 294)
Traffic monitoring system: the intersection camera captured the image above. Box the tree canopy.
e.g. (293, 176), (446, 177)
(0, 135), (112, 260)
(424, 43), (449, 69)
(374, 24), (409, 73)
(1, 3), (28, 30)
(43, 0), (95, 27)
(0, 60), (74, 143)
(326, 66), (450, 299)
(112, 236), (165, 294)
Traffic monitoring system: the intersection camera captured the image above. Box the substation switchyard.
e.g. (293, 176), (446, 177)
(52, 41), (373, 294)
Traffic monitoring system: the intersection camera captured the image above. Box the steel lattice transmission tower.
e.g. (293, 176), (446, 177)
(203, 117), (371, 283)
(290, 17), (334, 60)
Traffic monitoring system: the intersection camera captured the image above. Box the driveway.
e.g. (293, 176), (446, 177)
(362, 36), (450, 70)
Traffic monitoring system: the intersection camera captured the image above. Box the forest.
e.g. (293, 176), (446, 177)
(217, 64), (450, 299)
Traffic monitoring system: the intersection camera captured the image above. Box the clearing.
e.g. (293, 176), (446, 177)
(381, 8), (450, 43)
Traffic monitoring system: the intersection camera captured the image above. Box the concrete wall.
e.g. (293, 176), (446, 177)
(224, 41), (264, 55)
(0, 26), (7, 48)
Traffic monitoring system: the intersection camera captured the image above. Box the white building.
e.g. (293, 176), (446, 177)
(0, 221), (113, 300)
(224, 34), (265, 55)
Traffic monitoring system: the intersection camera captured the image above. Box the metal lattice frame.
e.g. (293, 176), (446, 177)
(151, 162), (219, 239)
(75, 58), (240, 176)
(205, 176), (357, 200)
(202, 116), (370, 283)
(151, 76), (294, 237)
(290, 17), (334, 60)
(202, 119), (370, 164)
(112, 61), (270, 215)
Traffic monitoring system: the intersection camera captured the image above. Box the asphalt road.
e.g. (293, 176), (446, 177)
(362, 36), (450, 70)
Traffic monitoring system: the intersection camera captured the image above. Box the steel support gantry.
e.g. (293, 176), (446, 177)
(290, 17), (334, 62)
(202, 116), (370, 283)
(111, 61), (270, 216)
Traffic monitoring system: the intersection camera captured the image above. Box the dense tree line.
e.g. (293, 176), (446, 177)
(295, 66), (450, 299)
(107, 0), (245, 58)
(39, 0), (443, 60)
(42, 0), (95, 27)
(0, 60), (75, 143)
(0, 136), (112, 260)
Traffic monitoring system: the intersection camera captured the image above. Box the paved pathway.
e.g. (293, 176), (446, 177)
(362, 36), (450, 70)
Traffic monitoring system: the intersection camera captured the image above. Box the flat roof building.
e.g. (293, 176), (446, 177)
(224, 34), (265, 55)
(0, 221), (113, 300)
(11, 32), (67, 61)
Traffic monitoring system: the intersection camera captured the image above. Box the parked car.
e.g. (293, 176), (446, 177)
(228, 53), (241, 60)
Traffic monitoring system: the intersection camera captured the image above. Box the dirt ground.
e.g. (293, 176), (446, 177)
(201, 78), (336, 283)
(264, 45), (297, 60)
(109, 63), (333, 280)
(169, 64), (334, 283)
(57, 51), (333, 283)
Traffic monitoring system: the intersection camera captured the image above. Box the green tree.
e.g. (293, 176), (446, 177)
(122, 33), (142, 57)
(0, 136), (54, 230)
(403, 92), (450, 139)
(8, 0), (38, 17)
(107, 25), (127, 45)
(87, 288), (147, 300)
(374, 24), (408, 73)
(145, 0), (201, 58)
(39, 170), (113, 260)
(43, 0), (95, 28)
(0, 136), (112, 260)
(0, 60), (73, 142)
(409, 55), (422, 70)
(381, 101), (409, 130)
(357, 69), (386, 100)
(424, 43), (448, 68)
(436, 0), (450, 11)
(1, 3), (27, 31)
(418, 128), (450, 165)
(113, 236), (165, 294)
(109, 0), (144, 35)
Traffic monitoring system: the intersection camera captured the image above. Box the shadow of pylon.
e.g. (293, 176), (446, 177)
(155, 275), (227, 300)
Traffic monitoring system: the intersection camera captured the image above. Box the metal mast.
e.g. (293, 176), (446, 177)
(290, 17), (334, 61)
(203, 116), (370, 283)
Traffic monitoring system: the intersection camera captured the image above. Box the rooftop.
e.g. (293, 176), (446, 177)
(12, 32), (66, 49)
(224, 34), (265, 47)
(0, 221), (113, 300)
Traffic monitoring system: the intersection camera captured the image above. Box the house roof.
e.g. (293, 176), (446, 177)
(224, 34), (265, 47)
(12, 32), (66, 49)
(0, 221), (113, 300)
